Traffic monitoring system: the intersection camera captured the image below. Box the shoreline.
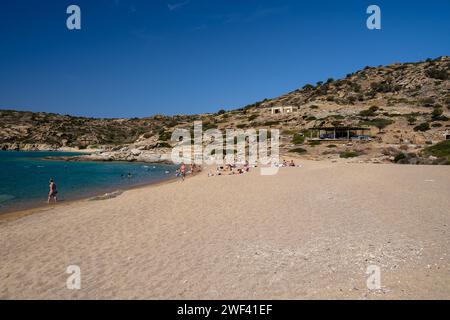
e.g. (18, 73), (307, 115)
(0, 173), (182, 224)
(0, 150), (179, 218)
(0, 155), (433, 221)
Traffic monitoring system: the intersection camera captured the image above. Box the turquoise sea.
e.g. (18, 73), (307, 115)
(0, 151), (177, 213)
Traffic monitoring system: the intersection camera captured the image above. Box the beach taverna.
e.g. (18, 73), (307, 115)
(309, 126), (372, 141)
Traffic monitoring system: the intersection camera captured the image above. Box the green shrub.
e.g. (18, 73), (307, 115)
(203, 122), (218, 130)
(425, 67), (448, 80)
(309, 140), (321, 146)
(156, 142), (172, 148)
(394, 153), (407, 163)
(340, 151), (359, 158)
(359, 106), (379, 117)
(217, 109), (226, 115)
(424, 140), (450, 158)
(370, 81), (394, 93)
(290, 148), (307, 154)
(263, 120), (280, 126)
(166, 120), (178, 127)
(432, 107), (443, 119)
(362, 118), (394, 132)
(248, 114), (258, 122)
(158, 130), (172, 141)
(445, 97), (450, 109)
(420, 97), (435, 107)
(407, 116), (417, 125)
(327, 144), (337, 148)
(433, 115), (449, 122)
(414, 122), (430, 132)
(292, 134), (305, 145)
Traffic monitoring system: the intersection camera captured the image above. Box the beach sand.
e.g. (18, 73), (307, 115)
(0, 160), (449, 299)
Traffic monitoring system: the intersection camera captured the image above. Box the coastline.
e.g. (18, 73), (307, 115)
(0, 150), (179, 217)
(0, 171), (181, 223)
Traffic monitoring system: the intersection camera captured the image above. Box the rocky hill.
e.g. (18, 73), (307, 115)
(0, 110), (198, 151)
(1, 56), (449, 164)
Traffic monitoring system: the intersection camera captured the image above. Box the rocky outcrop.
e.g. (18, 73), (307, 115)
(45, 149), (174, 164)
(0, 143), (60, 151)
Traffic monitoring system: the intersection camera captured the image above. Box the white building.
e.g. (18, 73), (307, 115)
(270, 106), (298, 115)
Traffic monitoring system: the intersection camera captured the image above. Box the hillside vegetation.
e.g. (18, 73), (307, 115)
(1, 56), (449, 164)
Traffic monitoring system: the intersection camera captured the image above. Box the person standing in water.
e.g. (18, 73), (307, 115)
(48, 179), (58, 203)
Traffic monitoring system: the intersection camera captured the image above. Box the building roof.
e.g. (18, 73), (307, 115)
(312, 127), (371, 131)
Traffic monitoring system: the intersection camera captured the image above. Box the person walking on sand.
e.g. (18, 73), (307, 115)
(180, 163), (186, 181)
(48, 179), (58, 204)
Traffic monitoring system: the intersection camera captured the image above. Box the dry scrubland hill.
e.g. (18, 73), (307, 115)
(0, 111), (199, 150)
(1, 56), (449, 163)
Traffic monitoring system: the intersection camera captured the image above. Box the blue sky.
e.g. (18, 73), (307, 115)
(0, 0), (449, 118)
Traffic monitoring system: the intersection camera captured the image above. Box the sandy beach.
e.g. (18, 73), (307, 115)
(0, 160), (449, 299)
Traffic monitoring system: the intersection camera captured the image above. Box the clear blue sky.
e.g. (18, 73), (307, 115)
(0, 0), (449, 118)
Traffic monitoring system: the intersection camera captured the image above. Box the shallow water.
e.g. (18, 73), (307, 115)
(0, 151), (177, 213)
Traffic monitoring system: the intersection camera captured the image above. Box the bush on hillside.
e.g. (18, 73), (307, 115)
(292, 134), (305, 145)
(424, 140), (450, 159)
(290, 148), (307, 154)
(425, 67), (448, 80)
(359, 106), (379, 117)
(414, 122), (430, 132)
(339, 151), (359, 158)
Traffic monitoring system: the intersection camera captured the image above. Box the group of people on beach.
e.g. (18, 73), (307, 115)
(208, 161), (252, 177)
(279, 159), (297, 167)
(176, 163), (201, 181)
(208, 159), (299, 177)
(45, 159), (298, 203)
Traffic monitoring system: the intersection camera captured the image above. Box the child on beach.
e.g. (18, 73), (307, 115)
(48, 179), (58, 204)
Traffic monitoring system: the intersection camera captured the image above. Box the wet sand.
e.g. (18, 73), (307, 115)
(0, 160), (449, 299)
